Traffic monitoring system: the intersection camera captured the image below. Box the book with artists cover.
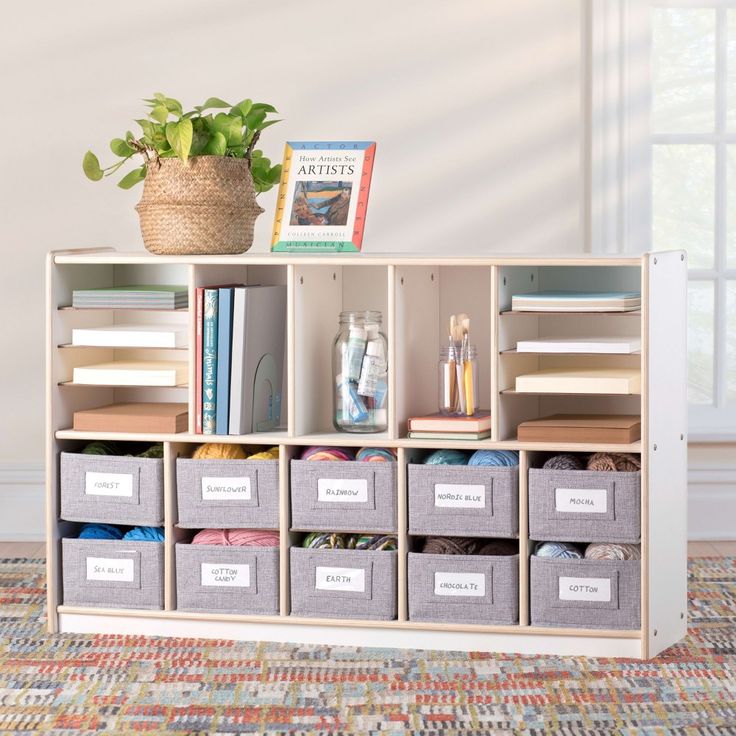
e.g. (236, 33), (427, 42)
(271, 141), (376, 252)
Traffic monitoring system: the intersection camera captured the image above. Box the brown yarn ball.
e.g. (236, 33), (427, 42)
(422, 537), (479, 555)
(477, 539), (518, 556)
(543, 453), (585, 470)
(586, 452), (641, 472)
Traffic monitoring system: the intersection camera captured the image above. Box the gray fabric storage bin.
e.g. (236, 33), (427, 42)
(175, 543), (279, 615)
(290, 460), (397, 532)
(60, 451), (164, 526)
(290, 547), (397, 620)
(408, 552), (519, 625)
(61, 537), (164, 610)
(408, 464), (518, 538)
(176, 458), (279, 529)
(528, 468), (641, 543)
(530, 556), (641, 629)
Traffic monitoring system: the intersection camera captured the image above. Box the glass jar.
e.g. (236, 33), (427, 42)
(333, 310), (388, 433)
(438, 345), (478, 416)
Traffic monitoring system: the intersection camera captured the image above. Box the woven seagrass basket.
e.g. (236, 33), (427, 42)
(135, 156), (264, 255)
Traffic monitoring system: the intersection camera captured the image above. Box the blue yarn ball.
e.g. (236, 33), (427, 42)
(123, 526), (165, 542)
(423, 449), (469, 465)
(78, 523), (124, 540)
(356, 447), (396, 462)
(468, 450), (519, 467)
(534, 541), (583, 559)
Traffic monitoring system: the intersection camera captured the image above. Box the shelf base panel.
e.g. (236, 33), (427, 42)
(57, 609), (643, 658)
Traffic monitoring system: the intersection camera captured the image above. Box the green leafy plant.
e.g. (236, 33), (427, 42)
(83, 93), (282, 192)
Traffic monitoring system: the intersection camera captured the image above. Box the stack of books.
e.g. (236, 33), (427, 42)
(407, 411), (492, 440)
(511, 291), (641, 312)
(72, 285), (188, 310)
(196, 284), (287, 435)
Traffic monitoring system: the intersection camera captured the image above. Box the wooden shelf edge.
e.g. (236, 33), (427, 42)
(53, 428), (642, 453)
(56, 605), (641, 639)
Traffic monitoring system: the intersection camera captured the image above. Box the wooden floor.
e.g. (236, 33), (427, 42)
(0, 542), (734, 558)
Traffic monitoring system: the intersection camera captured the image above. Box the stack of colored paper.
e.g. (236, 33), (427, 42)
(72, 285), (188, 309)
(511, 291), (641, 312)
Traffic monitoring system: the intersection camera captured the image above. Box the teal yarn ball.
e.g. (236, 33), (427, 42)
(78, 523), (124, 540)
(122, 526), (165, 542)
(468, 450), (519, 467)
(534, 541), (583, 559)
(424, 449), (469, 465)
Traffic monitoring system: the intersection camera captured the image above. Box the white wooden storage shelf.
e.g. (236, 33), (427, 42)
(47, 248), (687, 659)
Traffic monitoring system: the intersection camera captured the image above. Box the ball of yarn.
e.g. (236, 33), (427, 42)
(193, 443), (247, 460)
(468, 450), (519, 467)
(248, 448), (279, 460)
(356, 447), (396, 462)
(543, 454), (585, 470)
(192, 529), (280, 547)
(303, 532), (348, 549)
(301, 446), (355, 461)
(424, 449), (468, 466)
(477, 539), (518, 556)
(585, 542), (641, 561)
(138, 443), (163, 459)
(123, 526), (164, 542)
(422, 536), (479, 555)
(351, 534), (397, 551)
(534, 541), (583, 559)
(78, 523), (124, 540)
(82, 441), (124, 456)
(586, 453), (641, 473)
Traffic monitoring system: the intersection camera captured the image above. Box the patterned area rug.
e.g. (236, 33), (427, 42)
(0, 558), (734, 735)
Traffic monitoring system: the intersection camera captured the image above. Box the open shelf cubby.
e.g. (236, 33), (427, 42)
(46, 249), (687, 658)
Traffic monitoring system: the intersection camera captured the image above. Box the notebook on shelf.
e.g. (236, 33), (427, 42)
(407, 430), (492, 441)
(516, 414), (641, 444)
(407, 411), (491, 433)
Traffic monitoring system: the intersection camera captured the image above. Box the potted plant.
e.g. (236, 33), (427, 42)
(83, 93), (282, 255)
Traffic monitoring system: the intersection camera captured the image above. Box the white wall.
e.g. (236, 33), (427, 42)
(0, 0), (586, 536)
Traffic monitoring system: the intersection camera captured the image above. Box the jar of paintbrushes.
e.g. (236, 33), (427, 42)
(439, 314), (478, 416)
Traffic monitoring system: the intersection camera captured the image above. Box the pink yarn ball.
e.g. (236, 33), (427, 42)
(301, 446), (354, 461)
(192, 529), (280, 547)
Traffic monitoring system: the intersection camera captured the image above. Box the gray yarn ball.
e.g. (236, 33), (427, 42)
(543, 453), (585, 470)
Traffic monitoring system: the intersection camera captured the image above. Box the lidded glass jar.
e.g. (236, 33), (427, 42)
(333, 310), (388, 432)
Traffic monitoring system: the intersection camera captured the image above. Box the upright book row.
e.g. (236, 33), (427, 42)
(194, 284), (286, 436)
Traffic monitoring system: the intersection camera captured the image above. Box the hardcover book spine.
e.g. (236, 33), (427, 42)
(202, 289), (219, 435)
(215, 288), (233, 435)
(195, 288), (204, 434)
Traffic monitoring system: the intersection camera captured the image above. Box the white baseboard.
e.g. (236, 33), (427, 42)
(688, 466), (736, 541)
(0, 461), (734, 542)
(0, 463), (45, 541)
